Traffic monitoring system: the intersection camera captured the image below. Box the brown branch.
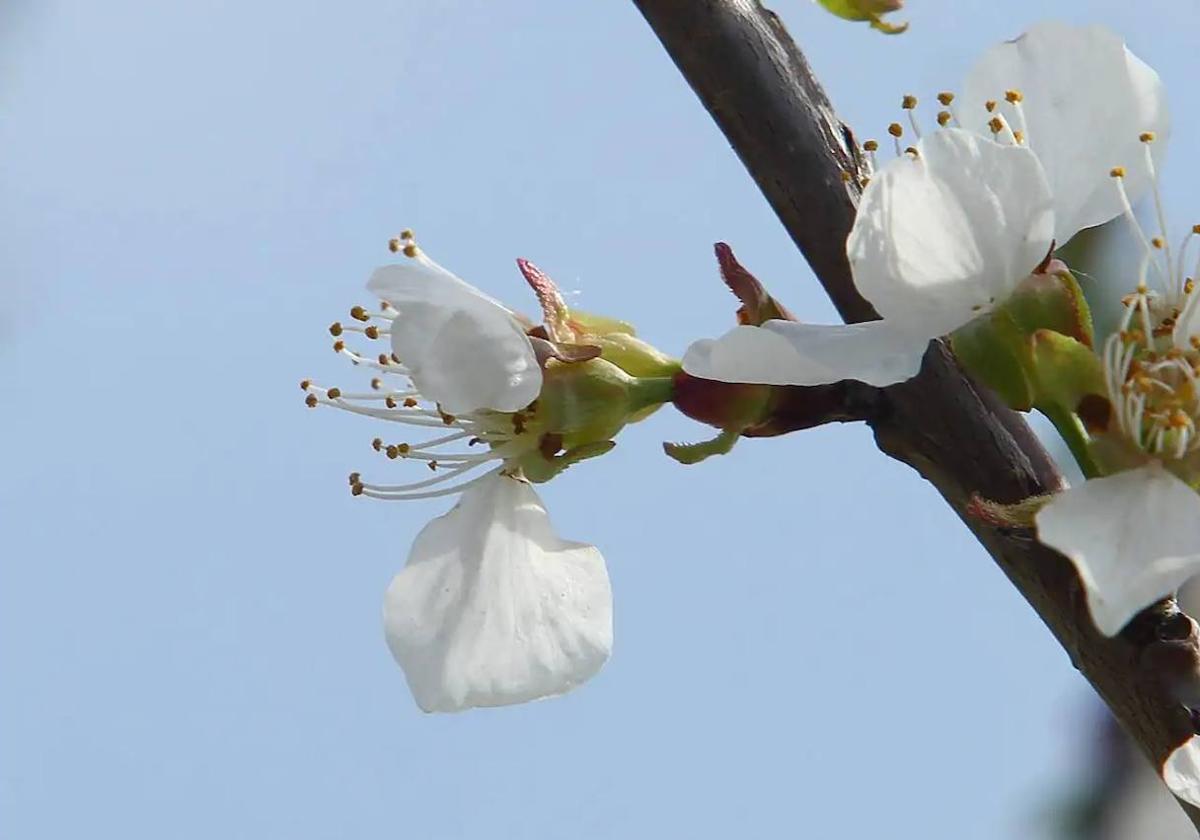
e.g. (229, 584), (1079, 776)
(632, 0), (1200, 828)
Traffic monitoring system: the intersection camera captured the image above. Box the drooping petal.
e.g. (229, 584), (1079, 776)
(848, 128), (1054, 338)
(681, 319), (929, 387)
(1035, 464), (1200, 636)
(368, 251), (541, 415)
(961, 21), (1169, 244)
(1164, 737), (1200, 810)
(383, 472), (612, 713)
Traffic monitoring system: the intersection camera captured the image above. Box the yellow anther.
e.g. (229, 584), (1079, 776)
(348, 472), (360, 486)
(987, 116), (1004, 135)
(329, 322), (343, 337)
(1153, 236), (1165, 249)
(1004, 89), (1024, 104)
(400, 228), (414, 239)
(863, 139), (879, 152)
(333, 340), (346, 353)
(370, 377), (382, 390)
(386, 445), (399, 459)
(350, 483), (363, 497)
(300, 379), (311, 391)
(859, 176), (871, 188)
(403, 397), (418, 407)
(1192, 335), (1200, 350)
(985, 100), (997, 113)
(372, 438), (383, 451)
(402, 243), (419, 258)
(385, 396), (397, 408)
(350, 306), (369, 322)
(901, 94), (918, 109)
(1187, 279), (1196, 295)
(397, 443), (411, 455)
(1137, 281), (1149, 294)
(1012, 130), (1025, 145)
(305, 394), (318, 408)
(840, 170), (853, 183)
(936, 111), (952, 126)
(888, 123), (903, 138)
(1170, 410), (1191, 429)
(388, 238), (401, 253)
(904, 146), (919, 158)
(326, 387), (342, 399)
(1110, 166), (1126, 178)
(365, 325), (380, 339)
(1140, 131), (1157, 143)
(937, 91), (955, 106)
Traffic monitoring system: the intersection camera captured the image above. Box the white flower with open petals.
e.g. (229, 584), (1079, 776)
(682, 21), (1167, 390)
(384, 472), (612, 713)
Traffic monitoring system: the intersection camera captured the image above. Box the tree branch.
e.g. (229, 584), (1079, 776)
(632, 0), (1200, 828)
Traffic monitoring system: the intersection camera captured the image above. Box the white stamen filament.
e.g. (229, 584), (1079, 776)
(357, 466), (504, 501)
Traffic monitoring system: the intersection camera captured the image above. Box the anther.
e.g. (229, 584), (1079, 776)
(300, 379), (311, 391)
(904, 146), (919, 158)
(985, 100), (997, 113)
(1153, 237), (1166, 249)
(937, 111), (951, 126)
(1012, 130), (1025, 145)
(1004, 89), (1024, 104)
(350, 482), (363, 496)
(840, 170), (852, 183)
(329, 322), (344, 336)
(372, 438), (383, 451)
(1111, 167), (1126, 178)
(388, 237), (401, 253)
(863, 140), (879, 152)
(400, 228), (414, 239)
(378, 353), (390, 365)
(403, 244), (418, 258)
(386, 396), (397, 408)
(887, 123), (903, 137)
(365, 325), (380, 339)
(1187, 279), (1196, 295)
(403, 397), (418, 408)
(349, 472), (361, 486)
(326, 387), (342, 399)
(305, 394), (318, 408)
(350, 306), (369, 322)
(901, 94), (917, 109)
(370, 377), (382, 390)
(333, 340), (346, 353)
(1141, 131), (1157, 143)
(937, 92), (954, 106)
(386, 445), (399, 459)
(988, 116), (1005, 135)
(427, 461), (438, 471)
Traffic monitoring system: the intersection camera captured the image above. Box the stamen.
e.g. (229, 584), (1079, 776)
(901, 94), (921, 138)
(1142, 135), (1174, 296)
(1111, 167), (1167, 288)
(1004, 89), (1029, 147)
(354, 466), (504, 501)
(888, 122), (903, 156)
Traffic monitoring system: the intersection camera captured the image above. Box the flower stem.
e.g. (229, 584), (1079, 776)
(1039, 403), (1102, 479)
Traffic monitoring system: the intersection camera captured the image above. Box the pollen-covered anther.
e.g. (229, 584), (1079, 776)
(1004, 89), (1024, 104)
(404, 397), (418, 408)
(937, 111), (952, 127)
(427, 461), (438, 472)
(365, 325), (381, 339)
(329, 322), (344, 336)
(988, 116), (1004, 135)
(333, 340), (346, 353)
(350, 482), (364, 496)
(1153, 236), (1166, 249)
(985, 100), (997, 113)
(904, 146), (919, 158)
(887, 123), (903, 137)
(326, 387), (342, 400)
(936, 91), (954, 106)
(1012, 130), (1025, 145)
(386, 445), (400, 459)
(371, 378), (382, 390)
(305, 394), (318, 408)
(1111, 166), (1127, 178)
(300, 379), (311, 391)
(1187, 279), (1197, 296)
(901, 94), (917, 109)
(372, 437), (383, 451)
(350, 306), (370, 323)
(348, 472), (361, 486)
(862, 139), (879, 152)
(1141, 131), (1157, 144)
(385, 396), (397, 408)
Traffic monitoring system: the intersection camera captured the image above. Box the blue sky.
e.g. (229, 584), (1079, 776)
(2, 1), (1196, 837)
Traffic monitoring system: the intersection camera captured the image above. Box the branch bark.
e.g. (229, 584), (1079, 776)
(632, 0), (1200, 828)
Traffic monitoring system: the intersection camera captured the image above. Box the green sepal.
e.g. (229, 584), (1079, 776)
(1004, 269), (1094, 349)
(1028, 329), (1107, 413)
(951, 308), (1036, 410)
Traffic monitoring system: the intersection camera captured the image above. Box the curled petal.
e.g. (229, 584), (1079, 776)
(383, 473), (612, 713)
(368, 252), (541, 415)
(1035, 464), (1200, 636)
(1164, 737), (1200, 810)
(681, 319), (929, 387)
(961, 21), (1169, 244)
(848, 128), (1054, 338)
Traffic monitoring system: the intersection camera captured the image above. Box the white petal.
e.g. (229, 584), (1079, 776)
(961, 21), (1169, 244)
(1035, 464), (1200, 636)
(368, 253), (541, 415)
(1164, 737), (1200, 810)
(848, 128), (1054, 338)
(682, 320), (929, 387)
(383, 473), (612, 713)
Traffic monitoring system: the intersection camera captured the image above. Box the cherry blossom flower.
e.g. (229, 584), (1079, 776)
(303, 232), (671, 711)
(682, 21), (1168, 390)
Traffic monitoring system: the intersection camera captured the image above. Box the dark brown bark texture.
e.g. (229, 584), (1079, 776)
(632, 0), (1200, 828)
